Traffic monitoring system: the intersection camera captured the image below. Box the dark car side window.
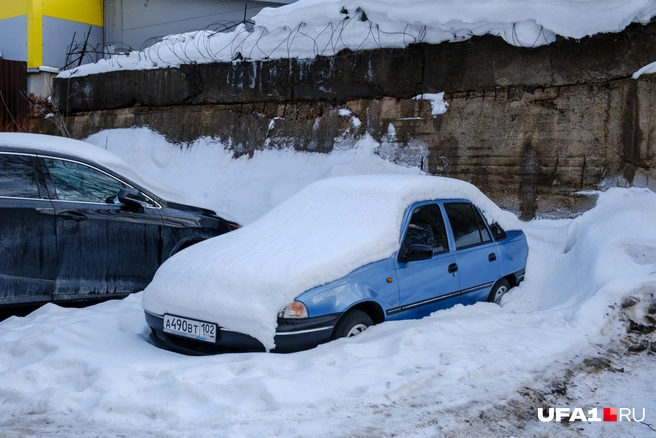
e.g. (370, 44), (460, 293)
(0, 153), (41, 199)
(44, 158), (128, 204)
(403, 204), (449, 253)
(444, 202), (492, 250)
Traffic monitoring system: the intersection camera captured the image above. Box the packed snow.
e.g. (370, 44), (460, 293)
(58, 0), (656, 78)
(85, 128), (423, 225)
(633, 60), (656, 79)
(0, 129), (655, 437)
(413, 93), (449, 117)
(142, 174), (519, 350)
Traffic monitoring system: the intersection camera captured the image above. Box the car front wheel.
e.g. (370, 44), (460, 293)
(487, 278), (511, 304)
(331, 309), (373, 340)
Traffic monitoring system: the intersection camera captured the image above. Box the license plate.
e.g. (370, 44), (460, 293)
(163, 314), (217, 343)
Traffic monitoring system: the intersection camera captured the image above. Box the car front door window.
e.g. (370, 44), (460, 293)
(44, 158), (127, 203)
(402, 204), (449, 253)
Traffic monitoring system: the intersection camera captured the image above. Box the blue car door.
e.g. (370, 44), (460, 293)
(393, 203), (460, 319)
(443, 202), (501, 305)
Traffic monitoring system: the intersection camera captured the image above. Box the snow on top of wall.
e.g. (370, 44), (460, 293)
(142, 174), (519, 350)
(58, 0), (656, 78)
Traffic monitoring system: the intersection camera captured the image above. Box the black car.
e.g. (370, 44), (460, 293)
(0, 133), (239, 308)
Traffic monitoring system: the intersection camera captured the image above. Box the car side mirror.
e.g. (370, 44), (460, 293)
(118, 188), (149, 211)
(398, 243), (434, 263)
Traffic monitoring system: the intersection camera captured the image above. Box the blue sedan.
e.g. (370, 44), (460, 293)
(142, 175), (528, 354)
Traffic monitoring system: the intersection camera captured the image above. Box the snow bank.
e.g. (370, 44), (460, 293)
(58, 0), (656, 78)
(142, 174), (518, 350)
(504, 187), (656, 331)
(85, 128), (422, 224)
(1, 185), (655, 437)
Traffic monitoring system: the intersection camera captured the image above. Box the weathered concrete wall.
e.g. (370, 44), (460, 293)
(53, 22), (656, 111)
(35, 22), (656, 219)
(34, 74), (656, 219)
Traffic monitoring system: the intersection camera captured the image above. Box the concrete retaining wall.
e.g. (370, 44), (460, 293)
(35, 22), (656, 218)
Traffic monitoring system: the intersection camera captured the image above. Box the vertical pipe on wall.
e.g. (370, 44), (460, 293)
(27, 0), (43, 68)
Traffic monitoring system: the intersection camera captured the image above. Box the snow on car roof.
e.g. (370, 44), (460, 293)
(142, 174), (521, 351)
(0, 133), (187, 203)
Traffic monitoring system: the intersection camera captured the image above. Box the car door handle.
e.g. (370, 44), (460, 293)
(489, 253), (497, 262)
(58, 211), (87, 222)
(448, 263), (458, 273)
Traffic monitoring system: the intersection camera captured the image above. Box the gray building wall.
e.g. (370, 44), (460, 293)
(104, 0), (294, 51)
(0, 16), (27, 62)
(42, 17), (103, 69)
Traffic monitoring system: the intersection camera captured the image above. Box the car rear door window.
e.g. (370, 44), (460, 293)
(0, 153), (40, 199)
(444, 202), (489, 249)
(472, 206), (492, 243)
(44, 158), (128, 203)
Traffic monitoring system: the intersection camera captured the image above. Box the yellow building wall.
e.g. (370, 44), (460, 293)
(43, 0), (103, 26)
(21, 0), (103, 67)
(27, 0), (43, 67)
(0, 2), (27, 20)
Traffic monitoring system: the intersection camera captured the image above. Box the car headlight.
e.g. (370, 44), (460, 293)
(278, 301), (308, 319)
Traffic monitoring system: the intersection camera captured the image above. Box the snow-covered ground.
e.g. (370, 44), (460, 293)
(0, 129), (655, 437)
(58, 0), (656, 78)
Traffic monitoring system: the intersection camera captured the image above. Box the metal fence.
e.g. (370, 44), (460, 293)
(0, 59), (28, 131)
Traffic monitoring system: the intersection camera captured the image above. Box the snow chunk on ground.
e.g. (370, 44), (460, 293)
(633, 60), (656, 79)
(142, 174), (518, 350)
(413, 93), (449, 116)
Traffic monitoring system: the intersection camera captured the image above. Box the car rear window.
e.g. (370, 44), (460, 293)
(0, 153), (40, 199)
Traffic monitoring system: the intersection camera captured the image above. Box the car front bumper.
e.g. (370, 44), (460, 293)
(144, 311), (341, 354)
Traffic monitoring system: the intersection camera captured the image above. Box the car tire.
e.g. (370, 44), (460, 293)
(331, 309), (373, 340)
(487, 278), (511, 304)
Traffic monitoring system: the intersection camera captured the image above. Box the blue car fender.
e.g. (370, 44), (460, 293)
(295, 257), (400, 320)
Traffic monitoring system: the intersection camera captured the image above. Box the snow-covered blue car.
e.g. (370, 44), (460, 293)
(142, 175), (528, 354)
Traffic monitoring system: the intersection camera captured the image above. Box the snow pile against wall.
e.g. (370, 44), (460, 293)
(85, 127), (423, 224)
(58, 0), (656, 77)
